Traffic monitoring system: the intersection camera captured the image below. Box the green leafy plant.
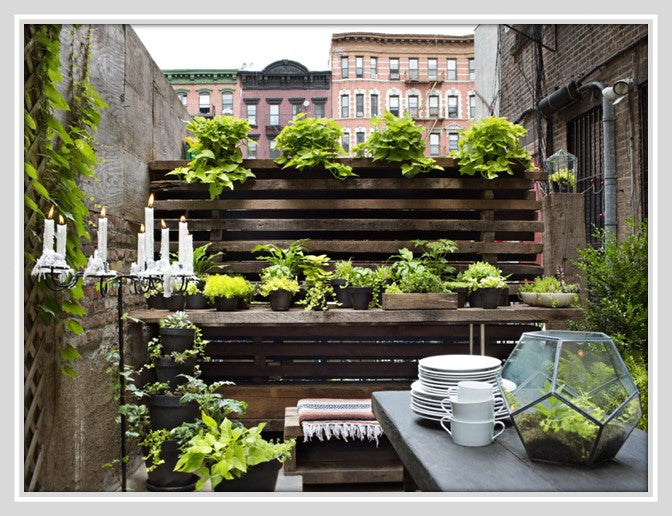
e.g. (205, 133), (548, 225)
(258, 276), (300, 298)
(389, 268), (446, 294)
(297, 254), (334, 311)
(451, 116), (535, 179)
(175, 414), (296, 491)
(623, 351), (648, 431)
(518, 276), (579, 294)
(548, 168), (576, 188)
(479, 276), (508, 289)
(203, 274), (255, 302)
(443, 280), (469, 291)
(167, 115), (255, 198)
(333, 259), (356, 280)
(273, 113), (356, 180)
(192, 243), (226, 276)
(252, 239), (308, 277)
(353, 111), (444, 178)
(143, 282), (163, 299)
(159, 311), (197, 330)
(412, 239), (458, 279)
(185, 280), (201, 296)
(459, 261), (506, 292)
(371, 265), (395, 307)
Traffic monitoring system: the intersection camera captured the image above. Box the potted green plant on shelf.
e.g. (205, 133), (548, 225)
(251, 239), (308, 278)
(518, 276), (579, 307)
(203, 274), (255, 311)
(273, 113), (357, 180)
(477, 275), (508, 309)
(548, 168), (577, 193)
(451, 116), (536, 179)
(459, 261), (509, 308)
(145, 283), (166, 310)
(185, 243), (226, 309)
(158, 311), (197, 352)
(332, 259), (356, 308)
(175, 414), (296, 492)
(296, 254), (335, 311)
(443, 280), (470, 308)
(258, 268), (300, 311)
(344, 266), (376, 310)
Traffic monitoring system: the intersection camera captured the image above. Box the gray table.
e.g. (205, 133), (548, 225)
(371, 391), (648, 493)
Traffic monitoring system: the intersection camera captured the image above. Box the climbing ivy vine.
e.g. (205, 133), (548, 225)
(24, 24), (107, 377)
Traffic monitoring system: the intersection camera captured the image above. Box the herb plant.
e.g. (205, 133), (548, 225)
(258, 276), (300, 298)
(548, 168), (576, 188)
(353, 111), (444, 178)
(451, 116), (535, 179)
(412, 239), (458, 279)
(192, 243), (225, 276)
(252, 239), (308, 276)
(203, 275), (255, 302)
(273, 113), (356, 180)
(168, 115), (255, 199)
(297, 254), (334, 311)
(518, 276), (579, 294)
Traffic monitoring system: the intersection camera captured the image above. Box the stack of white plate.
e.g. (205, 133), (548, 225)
(410, 354), (514, 422)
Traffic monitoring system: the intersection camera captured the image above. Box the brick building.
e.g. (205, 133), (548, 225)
(494, 24), (648, 244)
(163, 69), (239, 118)
(329, 32), (475, 156)
(238, 59), (332, 159)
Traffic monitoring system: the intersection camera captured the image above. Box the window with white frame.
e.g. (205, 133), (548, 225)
(407, 94), (419, 118)
(448, 132), (459, 152)
(389, 58), (400, 80)
(408, 58), (419, 80)
(269, 139), (280, 158)
(469, 94), (476, 118)
(177, 92), (188, 107)
(314, 101), (326, 118)
(340, 94), (350, 118)
(291, 102), (302, 118)
(428, 58), (438, 81)
(341, 56), (349, 78)
(469, 58), (475, 80)
(389, 94), (400, 116)
(355, 56), (364, 78)
(269, 104), (280, 126)
(246, 103), (257, 126)
(447, 95), (459, 118)
(341, 132), (350, 153)
(370, 93), (379, 117)
(356, 130), (366, 145)
(370, 56), (378, 78)
(429, 132), (441, 156)
(355, 93), (364, 117)
(429, 94), (440, 117)
(446, 58), (457, 81)
(199, 92), (210, 114)
(221, 91), (233, 115)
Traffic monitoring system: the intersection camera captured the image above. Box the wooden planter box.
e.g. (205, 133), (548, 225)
(382, 292), (458, 310)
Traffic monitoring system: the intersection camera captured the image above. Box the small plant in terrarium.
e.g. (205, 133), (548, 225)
(548, 168), (576, 193)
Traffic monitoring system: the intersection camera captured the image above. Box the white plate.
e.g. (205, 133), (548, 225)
(419, 364), (502, 375)
(418, 354), (502, 372)
(418, 370), (500, 380)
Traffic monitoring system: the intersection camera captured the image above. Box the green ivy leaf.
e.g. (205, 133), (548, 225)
(60, 365), (78, 379)
(60, 344), (82, 362)
(65, 319), (84, 335)
(43, 82), (70, 111)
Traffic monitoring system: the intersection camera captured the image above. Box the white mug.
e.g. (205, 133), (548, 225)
(440, 416), (505, 447)
(456, 380), (494, 402)
(441, 396), (494, 421)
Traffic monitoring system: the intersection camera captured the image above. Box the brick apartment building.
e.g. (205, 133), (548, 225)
(163, 69), (239, 118)
(493, 24), (648, 244)
(329, 32), (475, 156)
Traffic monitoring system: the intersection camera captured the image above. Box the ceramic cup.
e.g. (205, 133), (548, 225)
(456, 380), (495, 402)
(440, 417), (505, 447)
(441, 396), (495, 421)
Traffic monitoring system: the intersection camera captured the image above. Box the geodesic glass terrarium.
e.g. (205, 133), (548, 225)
(544, 149), (577, 194)
(500, 331), (641, 466)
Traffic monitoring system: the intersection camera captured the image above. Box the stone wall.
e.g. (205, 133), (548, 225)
(38, 24), (187, 491)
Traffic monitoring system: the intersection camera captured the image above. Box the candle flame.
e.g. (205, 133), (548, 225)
(140, 224), (145, 233)
(48, 206), (55, 219)
(58, 214), (65, 225)
(161, 219), (167, 229)
(180, 215), (186, 222)
(148, 193), (154, 208)
(101, 206), (106, 218)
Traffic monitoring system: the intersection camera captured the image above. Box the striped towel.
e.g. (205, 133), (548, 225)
(297, 398), (383, 446)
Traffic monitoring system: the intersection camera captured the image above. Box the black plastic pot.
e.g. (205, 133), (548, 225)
(155, 357), (196, 391)
(497, 287), (509, 306)
(166, 294), (186, 312)
(215, 297), (238, 311)
(237, 297), (250, 310)
(468, 289), (482, 308)
(348, 286), (373, 310)
(147, 294), (167, 310)
(146, 439), (197, 492)
(213, 458), (282, 492)
(185, 292), (209, 310)
(453, 287), (468, 308)
(268, 289), (293, 311)
(479, 287), (501, 309)
(331, 278), (352, 308)
(159, 327), (195, 354)
(147, 394), (199, 431)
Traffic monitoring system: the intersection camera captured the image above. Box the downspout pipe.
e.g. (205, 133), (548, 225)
(578, 81), (618, 240)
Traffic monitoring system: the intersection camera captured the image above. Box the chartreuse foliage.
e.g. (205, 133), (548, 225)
(168, 115), (255, 199)
(353, 111), (443, 178)
(24, 25), (108, 377)
(273, 113), (356, 180)
(451, 116), (535, 179)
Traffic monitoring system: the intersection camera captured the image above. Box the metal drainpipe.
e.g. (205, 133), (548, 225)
(578, 82), (618, 240)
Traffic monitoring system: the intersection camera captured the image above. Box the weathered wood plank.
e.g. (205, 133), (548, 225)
(382, 293), (458, 310)
(200, 360), (419, 378)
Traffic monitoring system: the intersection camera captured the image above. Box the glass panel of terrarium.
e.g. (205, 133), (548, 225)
(501, 336), (557, 413)
(591, 395), (642, 464)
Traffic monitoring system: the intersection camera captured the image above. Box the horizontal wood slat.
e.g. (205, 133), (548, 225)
(200, 361), (419, 379)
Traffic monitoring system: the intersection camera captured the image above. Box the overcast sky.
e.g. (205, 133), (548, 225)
(131, 24), (476, 71)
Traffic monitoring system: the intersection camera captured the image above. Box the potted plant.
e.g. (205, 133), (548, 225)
(478, 275), (508, 309)
(165, 284), (187, 312)
(382, 268), (457, 310)
(145, 284), (167, 310)
(518, 276), (580, 307)
(158, 311), (196, 353)
(450, 116), (536, 179)
(296, 254), (335, 311)
(258, 271), (300, 311)
(186, 243), (226, 309)
(251, 239), (308, 278)
(459, 261), (508, 307)
(203, 274), (255, 311)
(548, 168), (576, 193)
(332, 259), (355, 308)
(175, 414), (295, 492)
(184, 280), (209, 310)
(443, 280), (470, 308)
(345, 266), (376, 310)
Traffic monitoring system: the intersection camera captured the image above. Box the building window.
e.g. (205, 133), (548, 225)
(291, 103), (302, 118)
(389, 58), (400, 80)
(429, 95), (440, 117)
(355, 94), (364, 117)
(370, 94), (379, 117)
(341, 56), (349, 78)
(341, 132), (350, 153)
(221, 92), (233, 115)
(408, 58), (419, 80)
(356, 56), (364, 78)
(314, 101), (326, 118)
(447, 95), (458, 118)
(340, 94), (350, 118)
(269, 104), (280, 126)
(408, 95), (419, 118)
(389, 95), (400, 117)
(269, 139), (280, 159)
(199, 92), (211, 114)
(429, 132), (441, 156)
(370, 56), (378, 79)
(428, 58), (438, 81)
(448, 132), (459, 152)
(246, 103), (257, 126)
(356, 131), (366, 145)
(248, 139), (257, 159)
(469, 95), (476, 118)
(446, 58), (457, 81)
(469, 58), (475, 80)
(177, 92), (188, 107)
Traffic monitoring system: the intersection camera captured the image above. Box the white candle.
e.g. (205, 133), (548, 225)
(160, 219), (169, 263)
(97, 206), (108, 262)
(144, 193), (154, 264)
(56, 214), (67, 257)
(43, 205), (55, 253)
(137, 224), (146, 267)
(178, 215), (188, 266)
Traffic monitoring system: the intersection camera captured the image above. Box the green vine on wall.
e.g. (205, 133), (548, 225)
(24, 24), (108, 377)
